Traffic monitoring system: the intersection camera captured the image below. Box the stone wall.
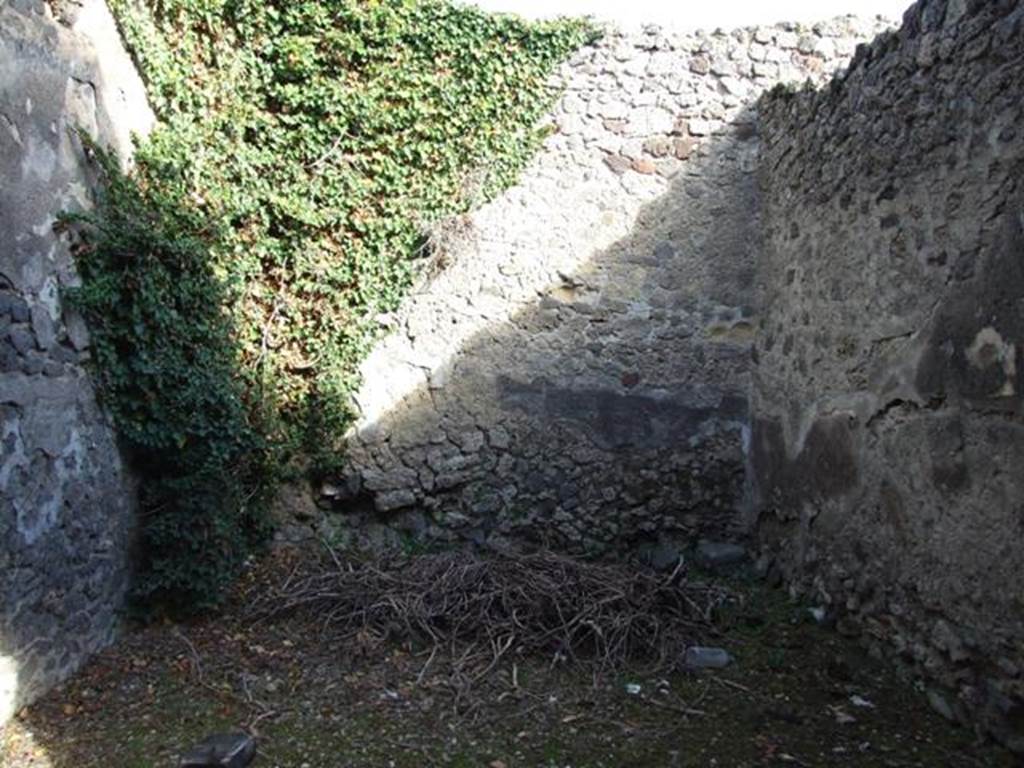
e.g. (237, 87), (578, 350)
(752, 0), (1024, 750)
(5, 0), (1021, 750)
(0, 0), (151, 722)
(315, 17), (891, 560)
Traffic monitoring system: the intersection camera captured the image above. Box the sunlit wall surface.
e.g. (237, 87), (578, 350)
(465, 0), (913, 28)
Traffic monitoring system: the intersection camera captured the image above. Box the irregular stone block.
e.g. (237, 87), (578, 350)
(695, 540), (747, 571)
(179, 732), (256, 768)
(30, 305), (55, 350)
(683, 646), (733, 670)
(375, 489), (417, 512)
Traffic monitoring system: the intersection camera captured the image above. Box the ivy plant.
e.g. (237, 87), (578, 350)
(71, 0), (595, 609)
(61, 139), (275, 612)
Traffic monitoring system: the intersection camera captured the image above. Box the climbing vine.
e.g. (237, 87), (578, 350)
(62, 139), (275, 612)
(69, 0), (595, 609)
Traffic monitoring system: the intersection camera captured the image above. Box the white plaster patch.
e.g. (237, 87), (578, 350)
(57, 428), (86, 481)
(38, 275), (61, 321)
(0, 655), (18, 724)
(63, 180), (93, 212)
(18, 493), (62, 548)
(30, 220), (53, 238)
(966, 326), (1017, 396)
(0, 418), (28, 493)
(70, 0), (155, 164)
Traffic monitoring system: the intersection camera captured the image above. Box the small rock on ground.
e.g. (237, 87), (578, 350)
(179, 732), (256, 768)
(696, 540), (747, 571)
(683, 646), (734, 670)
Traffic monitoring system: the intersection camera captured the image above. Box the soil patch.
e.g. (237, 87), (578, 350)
(1, 548), (1014, 767)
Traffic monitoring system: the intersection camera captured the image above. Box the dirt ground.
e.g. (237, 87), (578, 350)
(1, 549), (1015, 768)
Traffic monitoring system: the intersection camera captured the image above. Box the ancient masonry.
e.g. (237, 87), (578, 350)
(0, 0), (151, 721)
(753, 0), (1024, 750)
(3, 0), (1024, 752)
(323, 16), (892, 559)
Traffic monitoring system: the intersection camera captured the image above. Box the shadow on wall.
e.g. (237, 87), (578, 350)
(1, 126), (270, 762)
(297, 16), (901, 559)
(1, 81), (761, 768)
(323, 108), (764, 557)
(749, 0), (1024, 750)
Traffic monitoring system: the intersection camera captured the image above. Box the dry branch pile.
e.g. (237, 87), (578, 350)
(250, 549), (735, 677)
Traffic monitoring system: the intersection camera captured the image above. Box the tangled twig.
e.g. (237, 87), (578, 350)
(248, 548), (734, 685)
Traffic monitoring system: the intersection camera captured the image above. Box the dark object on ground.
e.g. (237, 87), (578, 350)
(179, 732), (256, 768)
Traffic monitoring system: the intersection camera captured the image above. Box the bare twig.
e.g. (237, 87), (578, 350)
(248, 549), (734, 692)
(173, 627), (203, 682)
(712, 677), (752, 694)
